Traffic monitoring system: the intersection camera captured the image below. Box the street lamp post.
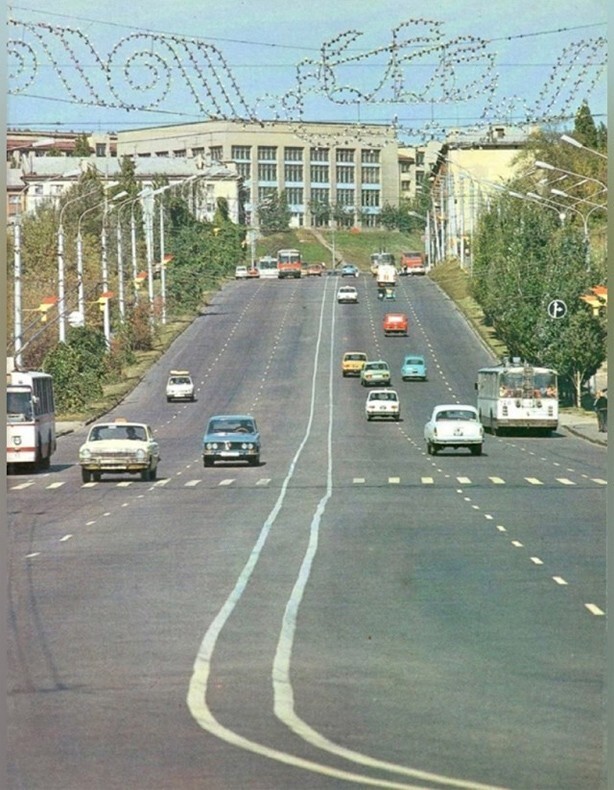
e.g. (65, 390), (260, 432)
(560, 134), (608, 161)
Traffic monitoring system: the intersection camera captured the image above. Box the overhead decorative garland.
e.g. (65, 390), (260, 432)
(7, 16), (606, 143)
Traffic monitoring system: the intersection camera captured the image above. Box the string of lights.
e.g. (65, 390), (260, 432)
(7, 14), (606, 144)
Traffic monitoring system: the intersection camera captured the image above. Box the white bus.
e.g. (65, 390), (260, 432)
(257, 255), (279, 279)
(476, 360), (558, 435)
(7, 368), (56, 469)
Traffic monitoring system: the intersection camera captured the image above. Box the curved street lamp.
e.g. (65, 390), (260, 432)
(560, 134), (608, 161)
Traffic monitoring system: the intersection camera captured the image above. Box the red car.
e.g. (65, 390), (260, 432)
(383, 312), (408, 336)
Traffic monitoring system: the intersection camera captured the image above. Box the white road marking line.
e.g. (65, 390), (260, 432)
(352, 477), (365, 484)
(60, 534), (73, 542)
(421, 477), (434, 484)
(82, 482), (96, 488)
(525, 477), (543, 485)
(530, 557), (543, 565)
(511, 540), (524, 547)
(219, 479), (234, 486)
(154, 478), (170, 486)
(457, 476), (471, 484)
(185, 480), (201, 487)
(585, 603), (605, 616)
(496, 525), (507, 532)
(26, 552), (40, 558)
(553, 576), (568, 585)
(117, 481), (132, 487)
(556, 478), (576, 485)
(388, 477), (400, 484)
(256, 479), (271, 486)
(46, 481), (65, 489)
(593, 478), (607, 485)
(484, 514), (494, 520)
(489, 476), (505, 484)
(11, 482), (34, 490)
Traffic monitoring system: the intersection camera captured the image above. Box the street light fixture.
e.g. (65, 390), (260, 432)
(560, 134), (608, 160)
(534, 160), (606, 190)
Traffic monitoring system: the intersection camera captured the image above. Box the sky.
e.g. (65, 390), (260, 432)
(6, 0), (608, 144)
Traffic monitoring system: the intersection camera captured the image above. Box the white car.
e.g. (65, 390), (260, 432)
(360, 360), (391, 387)
(235, 265), (248, 279)
(78, 418), (161, 482)
(365, 388), (400, 421)
(424, 404), (484, 456)
(337, 285), (359, 303)
(166, 370), (195, 402)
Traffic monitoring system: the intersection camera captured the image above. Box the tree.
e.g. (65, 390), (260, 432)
(258, 191), (291, 234)
(73, 133), (91, 157)
(574, 100), (599, 150)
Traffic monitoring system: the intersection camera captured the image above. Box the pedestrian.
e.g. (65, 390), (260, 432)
(594, 389), (607, 432)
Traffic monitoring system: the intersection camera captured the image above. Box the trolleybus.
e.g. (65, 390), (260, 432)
(476, 359), (558, 435)
(7, 366), (56, 469)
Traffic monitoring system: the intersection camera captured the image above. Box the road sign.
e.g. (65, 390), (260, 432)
(547, 299), (567, 319)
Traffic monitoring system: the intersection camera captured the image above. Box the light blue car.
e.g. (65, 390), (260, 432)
(401, 354), (427, 381)
(202, 414), (260, 467)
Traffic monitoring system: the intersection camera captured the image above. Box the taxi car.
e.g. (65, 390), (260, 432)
(360, 360), (391, 387)
(424, 404), (483, 456)
(337, 285), (359, 304)
(341, 351), (368, 377)
(365, 388), (400, 421)
(383, 312), (408, 336)
(401, 354), (427, 381)
(78, 418), (160, 482)
(203, 414), (260, 467)
(166, 370), (195, 402)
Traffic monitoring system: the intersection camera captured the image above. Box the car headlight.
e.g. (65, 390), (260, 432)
(80, 448), (91, 460)
(135, 448), (146, 461)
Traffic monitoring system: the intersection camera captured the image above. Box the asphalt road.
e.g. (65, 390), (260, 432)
(7, 273), (606, 789)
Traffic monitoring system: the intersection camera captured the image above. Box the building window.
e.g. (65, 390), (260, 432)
(310, 147), (329, 162)
(258, 186), (276, 202)
(284, 163), (303, 182)
(232, 145), (251, 161)
(361, 166), (380, 184)
(192, 147), (204, 157)
(401, 180), (411, 192)
(361, 149), (380, 163)
(336, 148), (355, 163)
(286, 187), (304, 205)
(236, 162), (251, 179)
(361, 189), (380, 207)
(416, 151), (425, 166)
(155, 151), (169, 157)
(284, 147), (303, 161)
(258, 163), (277, 181)
(95, 143), (106, 157)
(310, 187), (330, 204)
(310, 165), (329, 183)
(210, 146), (223, 161)
(258, 146), (277, 161)
(336, 165), (354, 184)
(173, 149), (186, 158)
(337, 188), (354, 207)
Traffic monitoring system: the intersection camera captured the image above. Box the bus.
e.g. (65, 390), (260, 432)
(7, 366), (56, 470)
(370, 251), (395, 276)
(476, 359), (558, 435)
(277, 248), (302, 279)
(257, 255), (279, 279)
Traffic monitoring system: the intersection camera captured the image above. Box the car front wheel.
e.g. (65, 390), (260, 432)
(81, 468), (91, 483)
(470, 445), (483, 456)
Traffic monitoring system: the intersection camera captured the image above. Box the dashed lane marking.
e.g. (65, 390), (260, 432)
(585, 603), (605, 616)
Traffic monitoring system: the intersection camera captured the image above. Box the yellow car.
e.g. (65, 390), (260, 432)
(341, 352), (367, 377)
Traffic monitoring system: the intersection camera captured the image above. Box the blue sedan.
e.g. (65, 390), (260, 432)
(401, 354), (427, 381)
(202, 414), (260, 467)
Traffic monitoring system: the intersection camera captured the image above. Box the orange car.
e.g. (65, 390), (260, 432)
(383, 312), (408, 336)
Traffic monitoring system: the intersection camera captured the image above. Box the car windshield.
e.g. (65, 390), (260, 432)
(89, 424), (147, 441)
(436, 410), (476, 421)
(346, 354), (365, 360)
(405, 358), (423, 365)
(367, 363), (387, 370)
(208, 418), (255, 434)
(371, 392), (397, 401)
(170, 377), (191, 385)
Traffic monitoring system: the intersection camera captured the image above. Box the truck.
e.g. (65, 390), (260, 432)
(376, 263), (397, 288)
(400, 251), (426, 275)
(370, 251), (395, 277)
(277, 249), (302, 279)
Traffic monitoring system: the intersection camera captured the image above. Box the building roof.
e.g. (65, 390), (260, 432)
(20, 156), (238, 181)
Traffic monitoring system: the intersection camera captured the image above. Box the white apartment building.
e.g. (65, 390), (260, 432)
(117, 119), (400, 229)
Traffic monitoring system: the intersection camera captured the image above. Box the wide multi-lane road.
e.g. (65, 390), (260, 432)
(8, 272), (606, 789)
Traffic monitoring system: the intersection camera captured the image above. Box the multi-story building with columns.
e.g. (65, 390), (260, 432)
(116, 119), (400, 229)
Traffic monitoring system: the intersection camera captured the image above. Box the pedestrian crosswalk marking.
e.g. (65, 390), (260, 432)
(556, 478), (575, 485)
(489, 476), (505, 484)
(525, 477), (543, 485)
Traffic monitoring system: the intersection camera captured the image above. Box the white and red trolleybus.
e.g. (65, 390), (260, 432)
(476, 359), (559, 435)
(6, 365), (56, 469)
